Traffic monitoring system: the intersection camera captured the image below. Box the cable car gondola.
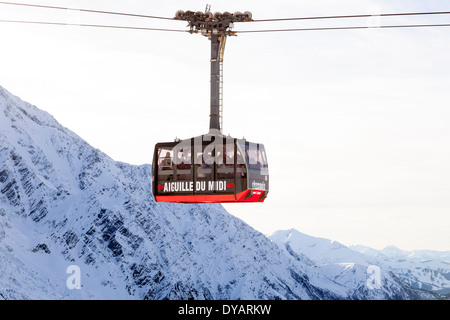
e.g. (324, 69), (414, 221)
(152, 133), (268, 203)
(152, 8), (269, 203)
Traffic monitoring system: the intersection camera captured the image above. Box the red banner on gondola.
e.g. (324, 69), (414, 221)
(159, 180), (232, 193)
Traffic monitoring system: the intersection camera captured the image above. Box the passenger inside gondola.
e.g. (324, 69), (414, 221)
(161, 152), (173, 169)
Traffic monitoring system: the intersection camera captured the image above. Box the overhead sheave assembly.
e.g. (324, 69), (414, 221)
(152, 7), (269, 203)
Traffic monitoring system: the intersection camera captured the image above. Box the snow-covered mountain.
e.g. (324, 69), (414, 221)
(0, 85), (442, 300)
(350, 245), (450, 294)
(269, 229), (447, 299)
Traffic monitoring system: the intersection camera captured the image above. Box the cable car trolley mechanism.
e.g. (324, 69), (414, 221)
(152, 7), (269, 203)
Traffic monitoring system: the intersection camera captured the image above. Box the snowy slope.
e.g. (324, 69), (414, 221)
(0, 85), (441, 300)
(269, 229), (441, 299)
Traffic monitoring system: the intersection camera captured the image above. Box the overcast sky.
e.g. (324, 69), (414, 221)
(0, 0), (449, 251)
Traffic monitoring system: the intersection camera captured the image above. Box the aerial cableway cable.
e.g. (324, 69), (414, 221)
(1, 2), (450, 34)
(236, 23), (450, 34)
(0, 19), (186, 32)
(1, 18), (450, 34)
(245, 11), (450, 23)
(2, 1), (450, 24)
(0, 1), (175, 21)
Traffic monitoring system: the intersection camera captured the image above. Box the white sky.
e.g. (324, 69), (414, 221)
(0, 0), (449, 251)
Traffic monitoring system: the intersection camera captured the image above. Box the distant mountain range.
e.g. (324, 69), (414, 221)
(0, 85), (447, 300)
(350, 244), (450, 294)
(269, 229), (449, 297)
